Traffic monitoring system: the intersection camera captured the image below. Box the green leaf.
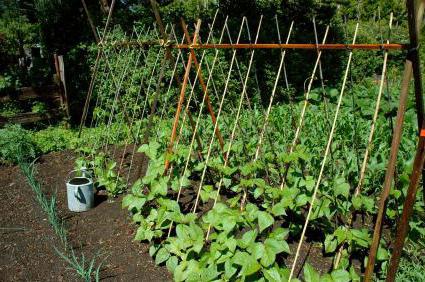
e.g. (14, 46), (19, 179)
(155, 247), (170, 265)
(166, 256), (178, 272)
(239, 230), (257, 248)
(151, 177), (168, 196)
(258, 211), (274, 233)
(272, 201), (287, 216)
(352, 196), (362, 210)
(324, 234), (337, 253)
(122, 194), (146, 211)
(225, 237), (237, 253)
(224, 259), (237, 280)
(174, 261), (187, 282)
(254, 242), (267, 260)
(330, 269), (350, 282)
(149, 244), (158, 256)
(377, 246), (389, 261)
(263, 266), (282, 282)
(334, 180), (350, 199)
(269, 228), (289, 241)
(261, 238), (291, 267)
(135, 226), (155, 242)
(351, 229), (371, 248)
(232, 251), (261, 276)
(304, 263), (320, 282)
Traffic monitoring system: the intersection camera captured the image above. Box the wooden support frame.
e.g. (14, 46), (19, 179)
(365, 0), (424, 280)
(164, 20), (202, 172)
(180, 18), (226, 154)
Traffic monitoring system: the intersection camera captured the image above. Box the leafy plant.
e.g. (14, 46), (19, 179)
(0, 124), (40, 164)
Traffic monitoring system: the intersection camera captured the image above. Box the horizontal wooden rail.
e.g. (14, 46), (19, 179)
(99, 41), (407, 51)
(178, 43), (407, 50)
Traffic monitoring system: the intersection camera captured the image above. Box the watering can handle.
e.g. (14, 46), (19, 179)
(66, 169), (80, 182)
(66, 169), (93, 182)
(74, 186), (83, 201)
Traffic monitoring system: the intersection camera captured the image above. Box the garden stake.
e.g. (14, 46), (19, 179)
(240, 20), (295, 210)
(254, 21), (294, 161)
(356, 13), (393, 196)
(289, 23), (359, 280)
(334, 14), (393, 269)
(91, 32), (135, 153)
(206, 17), (279, 240)
(406, 0), (425, 206)
(313, 17), (332, 138)
(80, 0), (99, 43)
(223, 19), (254, 110)
(276, 16), (296, 128)
(115, 30), (156, 179)
(164, 20), (201, 172)
(103, 41), (406, 51)
(280, 25), (330, 190)
(181, 18), (226, 155)
(88, 63), (109, 130)
(79, 0), (116, 138)
(167, 16), (232, 237)
(160, 18), (222, 182)
(192, 16), (263, 215)
(101, 31), (139, 152)
(365, 0), (424, 276)
(364, 60), (413, 282)
(170, 13), (222, 154)
(148, 3), (207, 167)
(111, 26), (156, 157)
(386, 134), (425, 281)
(125, 41), (168, 186)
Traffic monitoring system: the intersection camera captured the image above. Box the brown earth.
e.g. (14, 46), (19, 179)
(0, 149), (171, 281)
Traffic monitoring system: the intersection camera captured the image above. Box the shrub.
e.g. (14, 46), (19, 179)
(0, 124), (40, 164)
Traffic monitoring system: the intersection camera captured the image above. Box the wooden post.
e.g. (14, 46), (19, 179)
(385, 135), (425, 281)
(57, 55), (70, 119)
(365, 0), (424, 279)
(164, 20), (202, 172)
(147, 0), (202, 174)
(384, 0), (425, 280)
(364, 60), (413, 282)
(180, 18), (225, 154)
(53, 54), (70, 123)
(81, 0), (100, 43)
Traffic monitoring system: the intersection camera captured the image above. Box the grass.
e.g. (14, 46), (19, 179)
(396, 241), (425, 281)
(19, 161), (105, 281)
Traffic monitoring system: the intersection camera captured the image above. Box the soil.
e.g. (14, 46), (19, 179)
(0, 149), (171, 281)
(0, 147), (369, 281)
(0, 165), (72, 281)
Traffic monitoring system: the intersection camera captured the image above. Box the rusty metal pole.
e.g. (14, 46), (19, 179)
(180, 18), (225, 154)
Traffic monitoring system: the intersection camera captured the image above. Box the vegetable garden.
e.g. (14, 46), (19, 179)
(73, 1), (425, 281)
(2, 0), (425, 281)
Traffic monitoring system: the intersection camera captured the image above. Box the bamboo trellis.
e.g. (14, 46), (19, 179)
(78, 0), (424, 280)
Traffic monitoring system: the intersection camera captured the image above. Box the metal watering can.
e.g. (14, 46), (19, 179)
(66, 168), (94, 212)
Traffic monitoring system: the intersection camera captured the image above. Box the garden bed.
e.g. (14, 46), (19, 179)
(0, 150), (171, 281)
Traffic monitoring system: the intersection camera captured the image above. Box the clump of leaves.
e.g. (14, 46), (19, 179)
(0, 124), (39, 164)
(76, 153), (125, 198)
